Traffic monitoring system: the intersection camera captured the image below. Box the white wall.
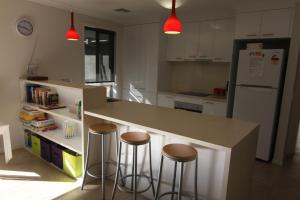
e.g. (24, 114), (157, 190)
(0, 0), (123, 152)
(168, 62), (230, 94)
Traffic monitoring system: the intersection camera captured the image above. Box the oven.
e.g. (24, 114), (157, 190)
(174, 101), (203, 113)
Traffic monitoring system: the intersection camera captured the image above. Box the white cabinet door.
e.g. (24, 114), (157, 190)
(144, 92), (157, 105)
(203, 101), (227, 116)
(143, 23), (159, 93)
(157, 93), (175, 108)
(123, 26), (145, 90)
(166, 34), (185, 61)
(213, 19), (234, 62)
(122, 88), (144, 103)
(122, 23), (160, 92)
(261, 9), (292, 38)
(184, 23), (199, 60)
(213, 101), (227, 116)
(203, 101), (215, 115)
(235, 12), (262, 39)
(198, 21), (214, 60)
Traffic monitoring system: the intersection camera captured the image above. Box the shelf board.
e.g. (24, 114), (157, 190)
(21, 79), (95, 90)
(23, 102), (82, 123)
(23, 126), (82, 154)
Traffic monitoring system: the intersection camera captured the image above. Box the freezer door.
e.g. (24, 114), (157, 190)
(233, 86), (278, 161)
(236, 49), (284, 88)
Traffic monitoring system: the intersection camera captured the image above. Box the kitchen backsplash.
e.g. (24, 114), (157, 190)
(170, 61), (230, 94)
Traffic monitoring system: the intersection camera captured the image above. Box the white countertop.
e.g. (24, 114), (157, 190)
(85, 101), (258, 150)
(158, 91), (228, 103)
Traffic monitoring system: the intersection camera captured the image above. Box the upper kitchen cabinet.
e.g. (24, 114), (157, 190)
(166, 31), (185, 61)
(235, 12), (262, 39)
(166, 19), (234, 62)
(198, 21), (214, 60)
(260, 9), (293, 38)
(184, 23), (200, 60)
(213, 19), (234, 62)
(235, 8), (293, 39)
(122, 23), (160, 93)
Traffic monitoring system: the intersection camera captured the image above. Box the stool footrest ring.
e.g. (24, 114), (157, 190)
(117, 174), (152, 194)
(86, 161), (117, 179)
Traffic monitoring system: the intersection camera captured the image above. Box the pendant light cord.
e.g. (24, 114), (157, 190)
(172, 0), (176, 15)
(71, 12), (74, 28)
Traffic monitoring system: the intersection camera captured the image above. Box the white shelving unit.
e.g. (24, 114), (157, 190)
(23, 102), (81, 123)
(19, 79), (107, 177)
(23, 125), (82, 154)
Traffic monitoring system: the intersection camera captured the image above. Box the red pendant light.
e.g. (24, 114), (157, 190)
(164, 0), (182, 34)
(66, 11), (79, 41)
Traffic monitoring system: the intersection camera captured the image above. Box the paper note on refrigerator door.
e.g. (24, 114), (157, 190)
(249, 51), (265, 77)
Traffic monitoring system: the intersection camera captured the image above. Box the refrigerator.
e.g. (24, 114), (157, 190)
(233, 49), (285, 161)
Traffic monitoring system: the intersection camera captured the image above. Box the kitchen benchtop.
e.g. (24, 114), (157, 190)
(158, 91), (227, 103)
(85, 101), (258, 150)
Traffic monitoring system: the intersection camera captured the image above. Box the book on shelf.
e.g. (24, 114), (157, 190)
(26, 84), (61, 107)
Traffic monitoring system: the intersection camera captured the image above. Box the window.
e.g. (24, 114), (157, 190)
(84, 27), (115, 83)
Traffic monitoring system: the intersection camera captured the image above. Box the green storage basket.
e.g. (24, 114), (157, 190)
(63, 150), (82, 178)
(31, 135), (41, 157)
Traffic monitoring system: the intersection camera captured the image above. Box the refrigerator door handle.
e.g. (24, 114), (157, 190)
(238, 84), (274, 89)
(237, 86), (277, 93)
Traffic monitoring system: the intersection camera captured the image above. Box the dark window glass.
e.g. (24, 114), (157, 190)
(84, 27), (115, 83)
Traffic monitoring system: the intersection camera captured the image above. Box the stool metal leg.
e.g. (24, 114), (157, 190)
(171, 161), (177, 200)
(178, 162), (184, 200)
(131, 146), (135, 191)
(81, 132), (92, 190)
(115, 130), (124, 186)
(155, 155), (164, 200)
(112, 141), (122, 200)
(101, 134), (105, 200)
(133, 145), (138, 200)
(115, 131), (119, 159)
(194, 157), (198, 200)
(148, 142), (155, 197)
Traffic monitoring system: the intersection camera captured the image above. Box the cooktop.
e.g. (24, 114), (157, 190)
(177, 91), (211, 97)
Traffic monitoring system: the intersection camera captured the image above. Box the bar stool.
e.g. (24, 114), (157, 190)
(112, 132), (155, 200)
(81, 123), (120, 200)
(155, 143), (198, 200)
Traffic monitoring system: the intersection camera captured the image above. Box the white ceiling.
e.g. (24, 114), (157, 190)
(28, 0), (296, 25)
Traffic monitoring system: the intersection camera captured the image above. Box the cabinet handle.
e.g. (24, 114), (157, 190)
(205, 101), (214, 105)
(199, 55), (208, 58)
(262, 33), (275, 36)
(246, 34), (257, 37)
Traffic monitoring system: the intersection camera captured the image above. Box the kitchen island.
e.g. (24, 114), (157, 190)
(84, 100), (258, 200)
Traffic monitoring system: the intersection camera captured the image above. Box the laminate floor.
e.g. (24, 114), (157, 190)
(1, 148), (300, 200)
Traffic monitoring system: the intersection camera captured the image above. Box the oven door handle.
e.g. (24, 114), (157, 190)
(174, 107), (203, 113)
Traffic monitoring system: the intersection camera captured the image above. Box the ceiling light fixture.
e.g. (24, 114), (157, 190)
(66, 11), (79, 41)
(163, 0), (182, 34)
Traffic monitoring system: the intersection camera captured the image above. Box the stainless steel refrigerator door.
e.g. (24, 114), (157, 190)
(233, 86), (278, 161)
(236, 49), (284, 88)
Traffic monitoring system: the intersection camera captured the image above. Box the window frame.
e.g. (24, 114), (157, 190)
(84, 26), (116, 84)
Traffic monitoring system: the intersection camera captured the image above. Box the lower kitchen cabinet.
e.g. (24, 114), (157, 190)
(122, 88), (157, 105)
(203, 100), (227, 116)
(157, 93), (175, 108)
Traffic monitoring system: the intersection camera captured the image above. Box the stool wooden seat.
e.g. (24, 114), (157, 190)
(120, 132), (150, 145)
(162, 143), (197, 162)
(89, 123), (117, 135)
